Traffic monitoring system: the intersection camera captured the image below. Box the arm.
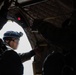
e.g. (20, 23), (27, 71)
(19, 50), (35, 63)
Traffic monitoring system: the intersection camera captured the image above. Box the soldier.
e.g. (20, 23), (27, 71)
(1, 31), (40, 75)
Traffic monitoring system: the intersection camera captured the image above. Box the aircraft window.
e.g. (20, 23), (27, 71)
(0, 20), (34, 75)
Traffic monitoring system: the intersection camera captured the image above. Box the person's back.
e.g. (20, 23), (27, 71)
(1, 50), (23, 75)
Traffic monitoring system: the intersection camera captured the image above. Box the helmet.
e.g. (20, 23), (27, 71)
(3, 31), (23, 40)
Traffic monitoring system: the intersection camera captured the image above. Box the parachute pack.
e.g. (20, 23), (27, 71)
(42, 50), (76, 75)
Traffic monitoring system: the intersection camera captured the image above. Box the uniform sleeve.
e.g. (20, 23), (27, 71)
(19, 50), (35, 63)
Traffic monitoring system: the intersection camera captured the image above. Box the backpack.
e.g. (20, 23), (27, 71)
(42, 50), (76, 75)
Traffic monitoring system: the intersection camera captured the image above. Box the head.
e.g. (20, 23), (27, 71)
(3, 31), (23, 50)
